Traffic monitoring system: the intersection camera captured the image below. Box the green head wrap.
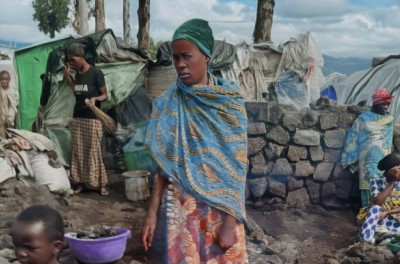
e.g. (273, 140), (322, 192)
(172, 18), (214, 58)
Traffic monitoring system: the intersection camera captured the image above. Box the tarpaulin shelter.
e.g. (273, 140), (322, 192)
(14, 36), (75, 130)
(220, 42), (282, 102)
(147, 32), (325, 109)
(37, 29), (151, 166)
(272, 32), (325, 109)
(330, 55), (400, 123)
(146, 40), (282, 102)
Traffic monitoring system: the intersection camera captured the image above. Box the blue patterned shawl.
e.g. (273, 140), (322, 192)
(145, 76), (248, 223)
(341, 110), (393, 190)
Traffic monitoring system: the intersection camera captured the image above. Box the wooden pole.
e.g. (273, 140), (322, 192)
(253, 0), (274, 44)
(123, 0), (131, 43)
(78, 0), (89, 35)
(137, 0), (150, 50)
(95, 0), (106, 31)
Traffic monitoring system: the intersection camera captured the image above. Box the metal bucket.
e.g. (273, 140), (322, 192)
(122, 170), (150, 202)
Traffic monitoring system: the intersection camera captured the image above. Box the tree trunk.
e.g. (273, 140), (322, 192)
(72, 0), (80, 34)
(137, 0), (150, 50)
(253, 0), (274, 44)
(78, 0), (89, 35)
(95, 0), (105, 31)
(123, 0), (131, 43)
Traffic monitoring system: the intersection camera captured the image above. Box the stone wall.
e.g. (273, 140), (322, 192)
(245, 102), (366, 208)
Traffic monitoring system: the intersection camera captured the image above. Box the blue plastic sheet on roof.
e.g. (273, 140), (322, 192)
(320, 85), (337, 101)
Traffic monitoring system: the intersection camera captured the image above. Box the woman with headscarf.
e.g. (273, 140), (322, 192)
(357, 153), (400, 244)
(141, 19), (248, 263)
(63, 42), (109, 196)
(341, 88), (394, 207)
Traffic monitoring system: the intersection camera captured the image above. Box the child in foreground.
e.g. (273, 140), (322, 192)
(10, 205), (64, 264)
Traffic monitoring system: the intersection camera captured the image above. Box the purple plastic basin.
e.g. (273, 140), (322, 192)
(64, 228), (131, 264)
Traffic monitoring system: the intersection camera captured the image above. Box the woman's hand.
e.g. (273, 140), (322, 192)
(63, 64), (70, 76)
(85, 98), (96, 106)
(218, 215), (237, 250)
(63, 64), (75, 88)
(379, 211), (388, 221)
(142, 212), (157, 251)
(141, 172), (167, 251)
(388, 166), (400, 182)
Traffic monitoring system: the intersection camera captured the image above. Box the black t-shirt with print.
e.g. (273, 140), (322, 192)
(73, 66), (105, 119)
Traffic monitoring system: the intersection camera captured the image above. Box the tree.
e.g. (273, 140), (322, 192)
(95, 0), (105, 31)
(32, 0), (70, 38)
(72, 0), (94, 35)
(78, 0), (89, 35)
(137, 0), (150, 50)
(253, 0), (275, 44)
(123, 0), (131, 43)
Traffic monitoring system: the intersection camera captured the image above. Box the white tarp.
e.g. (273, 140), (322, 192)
(221, 43), (282, 101)
(273, 32), (325, 109)
(330, 56), (400, 123)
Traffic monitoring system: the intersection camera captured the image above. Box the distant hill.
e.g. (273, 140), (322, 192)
(0, 39), (31, 49)
(322, 55), (371, 75)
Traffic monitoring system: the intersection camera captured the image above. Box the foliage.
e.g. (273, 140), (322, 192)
(32, 0), (70, 38)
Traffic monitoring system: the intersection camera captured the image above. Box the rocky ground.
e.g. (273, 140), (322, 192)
(1, 171), (399, 264)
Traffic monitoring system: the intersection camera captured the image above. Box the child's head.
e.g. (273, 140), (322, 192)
(10, 205), (64, 264)
(378, 153), (400, 182)
(0, 70), (11, 89)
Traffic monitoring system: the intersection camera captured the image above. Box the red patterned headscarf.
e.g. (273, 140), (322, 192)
(372, 88), (393, 106)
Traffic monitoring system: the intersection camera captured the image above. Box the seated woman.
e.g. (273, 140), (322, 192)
(358, 153), (400, 244)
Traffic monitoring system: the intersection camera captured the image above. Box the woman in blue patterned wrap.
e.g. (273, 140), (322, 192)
(341, 88), (393, 207)
(141, 19), (248, 263)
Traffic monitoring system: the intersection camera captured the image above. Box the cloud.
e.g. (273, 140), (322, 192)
(270, 1), (400, 58)
(276, 0), (352, 18)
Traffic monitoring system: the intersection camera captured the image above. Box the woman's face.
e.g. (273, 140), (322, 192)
(67, 56), (83, 70)
(11, 221), (61, 264)
(373, 102), (391, 114)
(171, 39), (209, 86)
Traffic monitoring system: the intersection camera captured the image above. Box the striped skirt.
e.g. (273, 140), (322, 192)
(70, 118), (107, 190)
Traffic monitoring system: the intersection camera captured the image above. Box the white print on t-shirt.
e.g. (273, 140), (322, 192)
(74, 84), (89, 92)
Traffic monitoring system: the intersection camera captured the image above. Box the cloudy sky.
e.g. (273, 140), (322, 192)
(0, 0), (399, 59)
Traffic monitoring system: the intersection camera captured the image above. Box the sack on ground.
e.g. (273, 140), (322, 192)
(30, 153), (71, 195)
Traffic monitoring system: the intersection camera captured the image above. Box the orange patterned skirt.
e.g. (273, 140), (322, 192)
(151, 183), (248, 264)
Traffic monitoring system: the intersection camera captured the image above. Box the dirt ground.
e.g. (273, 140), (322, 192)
(60, 171), (149, 263)
(247, 203), (358, 263)
(64, 171), (360, 263)
(0, 170), (361, 264)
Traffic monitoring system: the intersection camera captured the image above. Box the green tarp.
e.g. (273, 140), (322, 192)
(44, 61), (147, 119)
(15, 38), (71, 130)
(42, 61), (147, 166)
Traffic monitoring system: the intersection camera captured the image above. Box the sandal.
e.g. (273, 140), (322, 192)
(73, 185), (83, 194)
(100, 187), (109, 196)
